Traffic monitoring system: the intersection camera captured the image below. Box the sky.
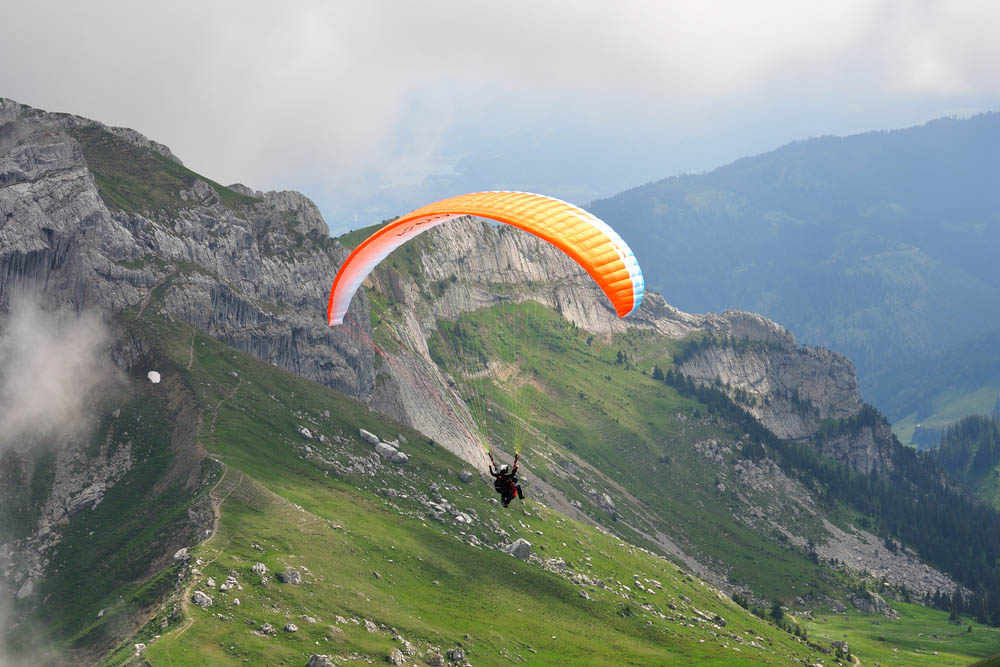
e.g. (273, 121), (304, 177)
(3, 0), (1000, 234)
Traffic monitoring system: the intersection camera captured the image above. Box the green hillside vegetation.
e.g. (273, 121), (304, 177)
(68, 125), (258, 213)
(93, 307), (834, 666)
(932, 415), (1000, 507)
(804, 600), (1000, 666)
(421, 301), (841, 601)
(865, 327), (1000, 446)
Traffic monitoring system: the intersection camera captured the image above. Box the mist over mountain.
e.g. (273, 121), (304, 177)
(589, 113), (1000, 391)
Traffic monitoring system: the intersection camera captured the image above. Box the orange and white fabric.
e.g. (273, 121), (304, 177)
(327, 191), (644, 325)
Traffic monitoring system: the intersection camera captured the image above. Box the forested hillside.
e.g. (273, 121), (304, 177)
(589, 113), (1000, 390)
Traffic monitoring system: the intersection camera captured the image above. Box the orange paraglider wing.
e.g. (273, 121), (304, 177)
(327, 191), (644, 325)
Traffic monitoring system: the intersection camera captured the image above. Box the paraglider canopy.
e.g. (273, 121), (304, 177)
(327, 191), (644, 326)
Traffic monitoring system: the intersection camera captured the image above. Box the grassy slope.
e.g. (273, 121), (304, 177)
(68, 125), (258, 213)
(803, 600), (1000, 666)
(101, 309), (830, 666)
(425, 301), (836, 601)
(892, 384), (1000, 448)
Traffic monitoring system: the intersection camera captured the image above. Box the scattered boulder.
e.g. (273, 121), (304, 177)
(220, 575), (240, 591)
(387, 647), (406, 665)
(458, 470), (474, 483)
(597, 492), (617, 518)
(832, 640), (850, 655)
(394, 635), (415, 655)
(360, 428), (380, 445)
(173, 547), (191, 562)
(233, 598), (240, 606)
(579, 590), (590, 600)
(285, 622), (299, 633)
(191, 591), (213, 607)
(447, 647), (465, 661)
(364, 619), (379, 633)
(277, 568), (303, 584)
(298, 426), (314, 440)
(261, 622), (277, 635)
(425, 654), (444, 667)
(509, 538), (531, 560)
(207, 577), (216, 588)
(308, 656), (336, 667)
(375, 442), (395, 458)
(252, 562), (267, 575)
(851, 591), (899, 618)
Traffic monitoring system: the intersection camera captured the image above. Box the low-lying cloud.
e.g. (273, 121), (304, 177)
(0, 295), (120, 453)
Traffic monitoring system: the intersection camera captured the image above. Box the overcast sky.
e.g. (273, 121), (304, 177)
(4, 0), (999, 233)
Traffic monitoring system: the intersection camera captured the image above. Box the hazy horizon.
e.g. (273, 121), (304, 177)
(4, 1), (1000, 233)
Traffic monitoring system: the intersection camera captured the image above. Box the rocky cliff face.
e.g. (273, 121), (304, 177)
(0, 97), (374, 400)
(678, 332), (862, 440)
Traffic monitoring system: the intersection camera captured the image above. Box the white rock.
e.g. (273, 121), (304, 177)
(359, 428), (380, 445)
(191, 590), (213, 607)
(509, 538), (531, 560)
(147, 371), (161, 384)
(375, 442), (398, 459)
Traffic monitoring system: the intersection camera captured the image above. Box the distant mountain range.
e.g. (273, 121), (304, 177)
(589, 113), (1000, 396)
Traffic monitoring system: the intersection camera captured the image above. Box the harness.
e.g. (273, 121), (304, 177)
(489, 452), (519, 499)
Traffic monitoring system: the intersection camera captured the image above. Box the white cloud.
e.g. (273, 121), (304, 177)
(0, 295), (120, 451)
(2, 1), (998, 228)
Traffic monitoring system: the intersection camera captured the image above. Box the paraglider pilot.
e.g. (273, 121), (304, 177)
(489, 452), (523, 507)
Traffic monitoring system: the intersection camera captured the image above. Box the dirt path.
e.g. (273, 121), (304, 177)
(163, 463), (245, 651)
